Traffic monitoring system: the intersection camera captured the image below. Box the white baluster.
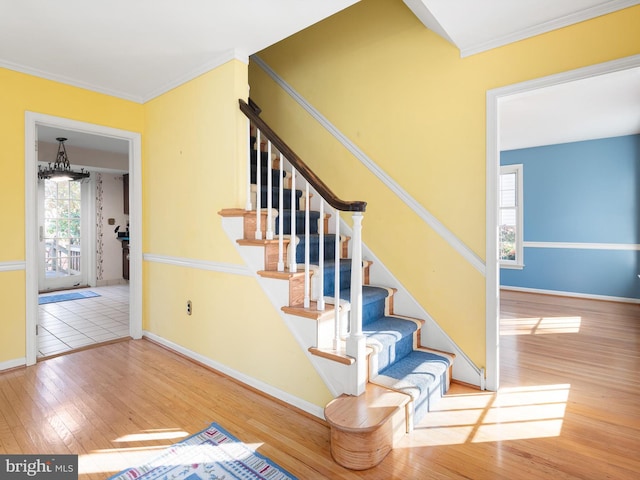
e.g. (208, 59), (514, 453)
(333, 208), (341, 350)
(304, 182), (310, 309)
(346, 212), (366, 396)
(245, 120), (252, 211)
(288, 168), (297, 272)
(254, 130), (262, 240)
(277, 155), (285, 272)
(266, 141), (273, 240)
(317, 200), (325, 311)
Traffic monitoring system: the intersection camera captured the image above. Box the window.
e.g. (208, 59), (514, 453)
(499, 164), (523, 268)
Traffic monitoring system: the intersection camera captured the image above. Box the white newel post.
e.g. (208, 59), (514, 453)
(346, 212), (366, 396)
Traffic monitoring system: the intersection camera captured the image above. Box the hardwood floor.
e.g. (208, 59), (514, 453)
(0, 290), (638, 479)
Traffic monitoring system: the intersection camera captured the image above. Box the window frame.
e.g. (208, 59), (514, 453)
(499, 163), (524, 269)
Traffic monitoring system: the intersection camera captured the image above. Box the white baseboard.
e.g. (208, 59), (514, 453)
(96, 278), (129, 287)
(501, 285), (640, 304)
(142, 332), (326, 419)
(0, 357), (26, 372)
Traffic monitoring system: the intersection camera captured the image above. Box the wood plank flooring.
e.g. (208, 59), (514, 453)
(0, 290), (638, 479)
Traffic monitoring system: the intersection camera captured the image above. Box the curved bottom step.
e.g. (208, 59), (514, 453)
(324, 383), (410, 470)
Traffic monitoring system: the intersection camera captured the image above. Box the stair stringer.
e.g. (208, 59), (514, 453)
(339, 220), (484, 388)
(221, 214), (355, 399)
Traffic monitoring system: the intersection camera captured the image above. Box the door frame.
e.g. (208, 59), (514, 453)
(25, 113), (143, 365)
(485, 53), (640, 391)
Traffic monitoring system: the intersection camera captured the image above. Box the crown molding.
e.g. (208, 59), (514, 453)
(141, 48), (249, 103)
(0, 58), (144, 103)
(461, 0), (640, 57)
(1, 48), (249, 104)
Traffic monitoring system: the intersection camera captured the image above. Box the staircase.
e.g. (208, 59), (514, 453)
(219, 99), (455, 470)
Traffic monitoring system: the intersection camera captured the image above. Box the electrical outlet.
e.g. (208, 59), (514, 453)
(186, 300), (192, 316)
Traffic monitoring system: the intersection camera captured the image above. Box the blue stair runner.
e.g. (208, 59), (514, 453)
(251, 148), (452, 426)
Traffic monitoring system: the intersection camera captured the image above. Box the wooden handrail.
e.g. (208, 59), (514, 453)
(239, 99), (367, 213)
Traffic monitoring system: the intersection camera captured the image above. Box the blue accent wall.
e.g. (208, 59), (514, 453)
(500, 134), (640, 300)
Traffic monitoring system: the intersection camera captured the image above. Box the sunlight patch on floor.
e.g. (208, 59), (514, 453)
(78, 442), (265, 475)
(114, 428), (189, 442)
(79, 445), (169, 475)
(400, 384), (570, 447)
(500, 316), (581, 335)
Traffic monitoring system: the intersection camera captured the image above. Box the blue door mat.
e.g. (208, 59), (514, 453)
(39, 291), (100, 305)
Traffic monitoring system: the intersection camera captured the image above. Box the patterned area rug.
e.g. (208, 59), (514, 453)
(108, 423), (298, 480)
(38, 290), (100, 305)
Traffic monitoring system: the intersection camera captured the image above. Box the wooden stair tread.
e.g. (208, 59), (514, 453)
(325, 383), (410, 432)
(218, 208), (246, 217)
(415, 346), (456, 359)
(237, 238), (288, 246)
(258, 269), (308, 279)
(308, 347), (354, 365)
(282, 302), (335, 320)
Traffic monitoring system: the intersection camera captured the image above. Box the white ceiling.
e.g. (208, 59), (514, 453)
(3, 0), (639, 153)
(500, 66), (640, 151)
(0, 0), (360, 103)
(403, 0), (640, 57)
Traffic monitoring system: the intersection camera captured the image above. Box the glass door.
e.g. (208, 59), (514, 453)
(39, 179), (87, 291)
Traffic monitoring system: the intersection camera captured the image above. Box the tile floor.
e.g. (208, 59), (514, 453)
(38, 284), (130, 358)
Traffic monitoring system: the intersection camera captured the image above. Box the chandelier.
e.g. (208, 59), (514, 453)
(38, 137), (90, 182)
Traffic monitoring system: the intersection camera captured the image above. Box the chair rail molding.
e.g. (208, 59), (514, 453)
(143, 253), (253, 277)
(0, 261), (26, 272)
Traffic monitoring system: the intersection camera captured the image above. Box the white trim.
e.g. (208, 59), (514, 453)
(141, 49), (249, 103)
(143, 332), (325, 419)
(500, 263), (524, 270)
(461, 1), (640, 57)
(143, 253), (253, 277)
(252, 54), (486, 276)
(2, 58), (144, 103)
(25, 112), (143, 365)
(0, 357), (26, 372)
(501, 285), (640, 305)
(524, 241), (640, 251)
(486, 54), (640, 392)
(2, 49), (249, 104)
(0, 261), (26, 272)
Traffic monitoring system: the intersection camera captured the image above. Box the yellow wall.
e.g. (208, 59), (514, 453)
(0, 59), (332, 408)
(250, 0), (640, 368)
(143, 60), (333, 406)
(2, 0), (637, 409)
(0, 68), (143, 363)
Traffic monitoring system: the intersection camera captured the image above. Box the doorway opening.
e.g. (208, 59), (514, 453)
(25, 113), (143, 365)
(485, 54), (640, 392)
